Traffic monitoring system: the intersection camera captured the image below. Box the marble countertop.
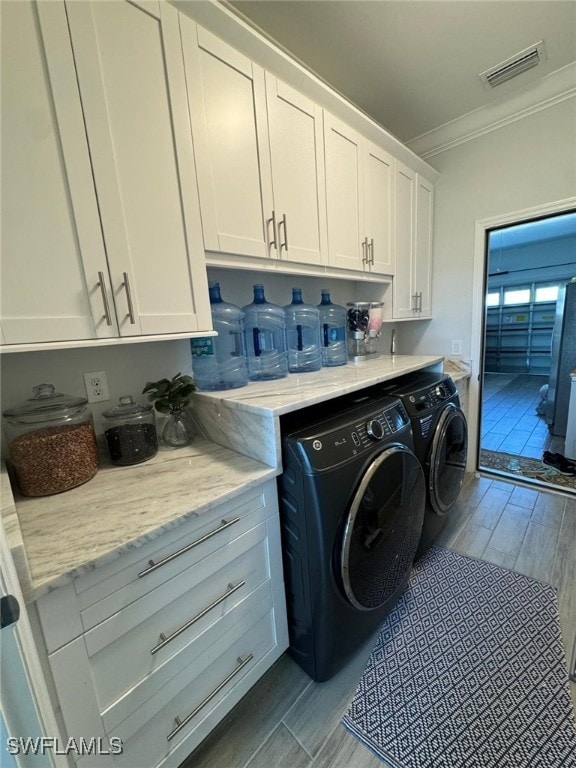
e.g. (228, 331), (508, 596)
(194, 354), (445, 415)
(4, 353), (457, 604)
(443, 358), (472, 382)
(3, 439), (278, 602)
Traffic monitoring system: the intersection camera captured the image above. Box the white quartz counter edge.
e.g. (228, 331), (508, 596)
(2, 439), (278, 603)
(193, 355), (444, 415)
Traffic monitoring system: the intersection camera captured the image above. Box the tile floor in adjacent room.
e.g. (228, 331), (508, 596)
(182, 474), (576, 768)
(480, 373), (565, 459)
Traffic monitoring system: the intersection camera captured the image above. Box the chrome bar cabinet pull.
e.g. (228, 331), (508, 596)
(150, 581), (246, 655)
(267, 210), (278, 252)
(167, 654), (254, 741)
(122, 272), (136, 325)
(370, 238), (375, 265)
(279, 213), (288, 251)
(362, 237), (369, 264)
(138, 517), (240, 578)
(97, 271), (113, 326)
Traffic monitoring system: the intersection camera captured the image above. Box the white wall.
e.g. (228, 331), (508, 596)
(0, 340), (194, 440)
(398, 97), (576, 360)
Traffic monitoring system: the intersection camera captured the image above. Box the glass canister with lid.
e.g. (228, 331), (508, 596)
(2, 383), (100, 497)
(102, 396), (158, 466)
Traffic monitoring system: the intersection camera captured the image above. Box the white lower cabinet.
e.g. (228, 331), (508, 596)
(34, 480), (288, 768)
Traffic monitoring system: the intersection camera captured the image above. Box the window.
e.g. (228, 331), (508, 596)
(535, 285), (559, 302)
(486, 292), (500, 307)
(504, 288), (530, 305)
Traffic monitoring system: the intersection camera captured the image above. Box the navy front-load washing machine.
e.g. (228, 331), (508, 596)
(277, 391), (426, 682)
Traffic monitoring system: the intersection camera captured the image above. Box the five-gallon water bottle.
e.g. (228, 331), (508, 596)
(243, 284), (288, 381)
(317, 289), (348, 367)
(284, 288), (322, 373)
(190, 282), (249, 391)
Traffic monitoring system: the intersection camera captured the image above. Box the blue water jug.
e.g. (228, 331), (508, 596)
(243, 285), (288, 381)
(284, 288), (322, 373)
(190, 282), (249, 391)
(318, 289), (348, 367)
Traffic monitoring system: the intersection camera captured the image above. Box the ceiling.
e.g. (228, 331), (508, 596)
(224, 0), (576, 144)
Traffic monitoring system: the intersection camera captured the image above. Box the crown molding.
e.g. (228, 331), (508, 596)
(407, 62), (576, 160)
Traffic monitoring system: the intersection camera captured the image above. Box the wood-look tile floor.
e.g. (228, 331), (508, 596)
(182, 474), (576, 768)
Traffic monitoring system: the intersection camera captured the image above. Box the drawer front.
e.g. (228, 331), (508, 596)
(77, 485), (267, 629)
(88, 526), (270, 716)
(108, 602), (277, 767)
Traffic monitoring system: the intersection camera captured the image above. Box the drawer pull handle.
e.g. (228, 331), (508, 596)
(137, 517), (240, 578)
(167, 654), (254, 741)
(151, 581), (246, 655)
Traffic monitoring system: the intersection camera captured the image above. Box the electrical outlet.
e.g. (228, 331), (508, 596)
(83, 371), (110, 403)
(451, 340), (462, 356)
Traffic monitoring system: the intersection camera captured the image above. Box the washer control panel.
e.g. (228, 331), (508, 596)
(289, 398), (411, 473)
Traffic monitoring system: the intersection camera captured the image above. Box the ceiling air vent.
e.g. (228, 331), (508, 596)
(479, 41), (546, 89)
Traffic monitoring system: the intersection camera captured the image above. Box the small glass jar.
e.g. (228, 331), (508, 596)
(2, 384), (99, 497)
(102, 396), (158, 466)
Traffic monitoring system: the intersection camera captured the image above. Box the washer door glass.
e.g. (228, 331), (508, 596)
(339, 445), (425, 611)
(429, 404), (468, 516)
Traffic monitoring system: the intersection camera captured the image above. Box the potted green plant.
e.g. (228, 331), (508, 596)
(143, 372), (197, 447)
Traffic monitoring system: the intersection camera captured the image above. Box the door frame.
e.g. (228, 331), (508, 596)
(469, 195), (576, 472)
(0, 517), (67, 767)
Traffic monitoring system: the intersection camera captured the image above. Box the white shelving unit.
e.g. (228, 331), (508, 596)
(484, 300), (556, 374)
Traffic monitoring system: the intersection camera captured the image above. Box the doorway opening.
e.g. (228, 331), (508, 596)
(477, 209), (576, 495)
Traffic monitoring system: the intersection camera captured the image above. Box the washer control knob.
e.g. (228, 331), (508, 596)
(366, 419), (384, 440)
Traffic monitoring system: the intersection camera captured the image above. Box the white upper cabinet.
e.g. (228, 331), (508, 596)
(66, 0), (210, 337)
(392, 163), (434, 319)
(324, 113), (394, 275)
(324, 114), (363, 271)
(1, 0), (211, 348)
(1, 1), (118, 345)
(264, 76), (327, 266)
(414, 175), (434, 317)
(181, 22), (274, 259)
(181, 20), (326, 267)
(364, 141), (395, 275)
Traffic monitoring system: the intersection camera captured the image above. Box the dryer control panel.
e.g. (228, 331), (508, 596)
(285, 398), (412, 474)
(396, 376), (457, 417)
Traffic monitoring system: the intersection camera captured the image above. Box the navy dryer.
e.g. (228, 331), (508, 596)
(277, 391), (426, 682)
(383, 372), (468, 556)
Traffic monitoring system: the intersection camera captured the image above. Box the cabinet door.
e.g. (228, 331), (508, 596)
(181, 21), (275, 260)
(66, 0), (211, 337)
(0, 1), (118, 345)
(414, 174), (434, 317)
(364, 141), (395, 275)
(392, 163), (416, 319)
(324, 112), (363, 270)
(265, 76), (327, 266)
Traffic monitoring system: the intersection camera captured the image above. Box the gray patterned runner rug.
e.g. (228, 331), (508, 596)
(343, 547), (576, 768)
